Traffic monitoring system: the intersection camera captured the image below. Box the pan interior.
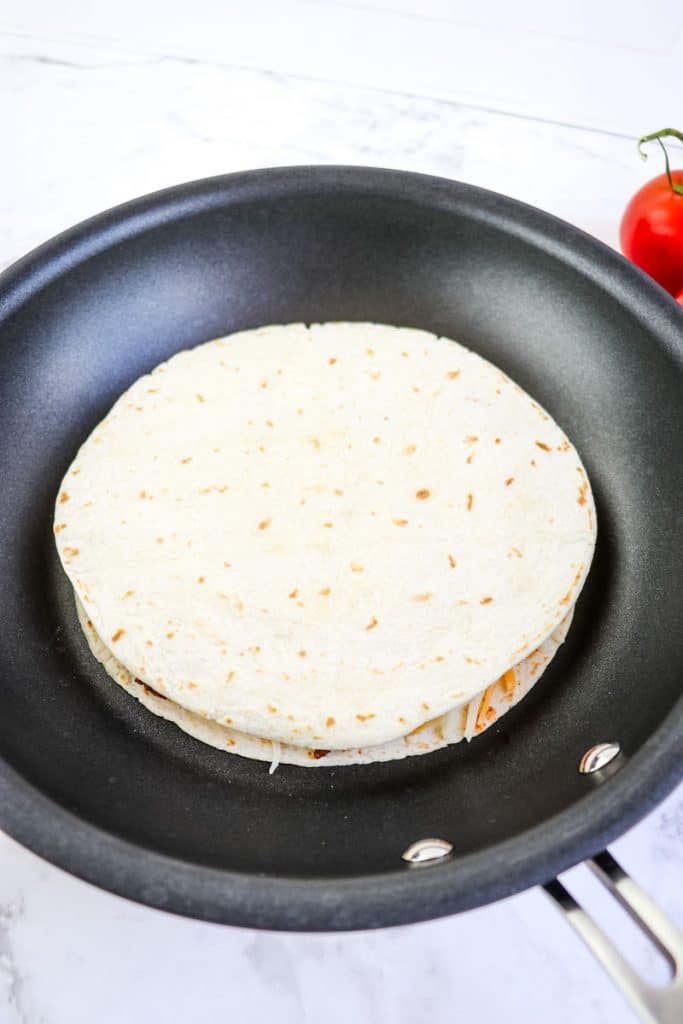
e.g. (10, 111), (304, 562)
(0, 171), (682, 889)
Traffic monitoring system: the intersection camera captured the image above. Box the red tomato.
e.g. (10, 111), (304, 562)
(620, 168), (683, 296)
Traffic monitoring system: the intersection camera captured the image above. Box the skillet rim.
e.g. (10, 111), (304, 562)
(1, 165), (682, 930)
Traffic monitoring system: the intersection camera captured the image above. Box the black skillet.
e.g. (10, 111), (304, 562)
(0, 168), (682, 1021)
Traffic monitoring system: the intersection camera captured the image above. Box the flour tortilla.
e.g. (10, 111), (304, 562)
(76, 596), (573, 766)
(55, 322), (596, 753)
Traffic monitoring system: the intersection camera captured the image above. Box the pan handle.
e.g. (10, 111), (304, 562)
(545, 851), (683, 1024)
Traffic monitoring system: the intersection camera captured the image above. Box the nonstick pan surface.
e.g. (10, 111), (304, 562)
(0, 167), (682, 931)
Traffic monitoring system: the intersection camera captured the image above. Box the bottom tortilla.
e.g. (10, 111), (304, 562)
(76, 596), (572, 768)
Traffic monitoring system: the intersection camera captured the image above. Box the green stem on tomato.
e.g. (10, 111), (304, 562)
(637, 128), (683, 196)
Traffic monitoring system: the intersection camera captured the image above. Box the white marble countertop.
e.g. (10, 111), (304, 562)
(1, 3), (682, 1021)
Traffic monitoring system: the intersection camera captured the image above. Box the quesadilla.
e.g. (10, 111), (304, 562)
(55, 322), (596, 766)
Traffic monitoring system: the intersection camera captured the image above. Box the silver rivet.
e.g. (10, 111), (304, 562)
(579, 741), (622, 775)
(401, 838), (453, 865)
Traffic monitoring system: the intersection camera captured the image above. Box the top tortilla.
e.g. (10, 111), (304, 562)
(54, 322), (596, 749)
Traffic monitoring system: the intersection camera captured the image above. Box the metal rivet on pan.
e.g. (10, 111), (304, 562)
(579, 741), (622, 775)
(401, 838), (453, 865)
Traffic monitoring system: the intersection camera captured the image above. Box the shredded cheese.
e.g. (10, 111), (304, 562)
(268, 740), (281, 774)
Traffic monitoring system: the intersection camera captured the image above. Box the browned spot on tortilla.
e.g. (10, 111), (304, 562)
(535, 441), (551, 452)
(393, 517), (409, 527)
(365, 617), (379, 631)
(588, 507), (594, 530)
(505, 477), (515, 486)
(495, 437), (502, 444)
(559, 587), (573, 606)
(180, 456), (192, 464)
(401, 351), (409, 357)
(111, 629), (125, 643)
(59, 491), (70, 504)
(480, 596), (494, 605)
(334, 488), (344, 495)
(326, 716), (336, 727)
(196, 393), (205, 403)
(350, 562), (364, 573)
(266, 419), (274, 428)
(465, 656), (482, 665)
(54, 523), (67, 533)
(267, 704), (277, 713)
(508, 547), (523, 559)
(298, 649), (307, 658)
(288, 588), (298, 599)
(466, 452), (475, 464)
(122, 590), (135, 599)
(258, 518), (272, 530)
(310, 749), (329, 759)
(323, 521), (334, 528)
(260, 380), (268, 389)
(319, 586), (331, 596)
(577, 481), (589, 506)
(223, 561), (231, 568)
(416, 489), (430, 500)
(448, 554), (457, 569)
(414, 592), (433, 602)
(64, 546), (79, 557)
(530, 459), (537, 467)
(421, 702), (430, 710)
(186, 681), (198, 689)
(403, 444), (417, 455)
(71, 467), (81, 476)
(447, 370), (460, 379)
(366, 348), (375, 356)
(328, 356), (337, 365)
(466, 493), (473, 510)
(166, 631), (175, 639)
(372, 436), (381, 444)
(356, 713), (376, 722)
(411, 386), (421, 393)
(197, 576), (205, 584)
(310, 437), (321, 450)
(369, 371), (381, 380)
(145, 640), (153, 648)
(465, 435), (479, 444)
(155, 537), (165, 545)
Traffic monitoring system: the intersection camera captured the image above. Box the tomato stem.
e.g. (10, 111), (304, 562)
(637, 129), (683, 196)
